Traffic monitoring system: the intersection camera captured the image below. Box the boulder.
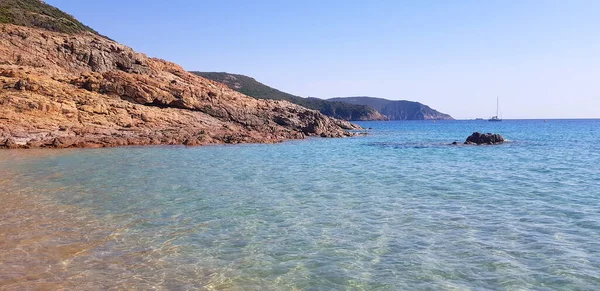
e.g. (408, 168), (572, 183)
(464, 132), (504, 145)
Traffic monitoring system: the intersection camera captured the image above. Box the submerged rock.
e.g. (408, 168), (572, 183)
(464, 132), (504, 145)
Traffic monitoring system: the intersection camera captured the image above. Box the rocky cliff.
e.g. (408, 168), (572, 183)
(328, 97), (454, 120)
(0, 22), (360, 148)
(192, 72), (387, 121)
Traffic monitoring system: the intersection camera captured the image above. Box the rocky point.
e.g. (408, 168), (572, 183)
(0, 24), (360, 149)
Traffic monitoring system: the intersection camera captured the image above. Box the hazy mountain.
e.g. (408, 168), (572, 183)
(192, 72), (387, 121)
(328, 97), (453, 120)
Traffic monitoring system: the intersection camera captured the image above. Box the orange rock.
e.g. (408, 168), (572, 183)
(0, 24), (361, 149)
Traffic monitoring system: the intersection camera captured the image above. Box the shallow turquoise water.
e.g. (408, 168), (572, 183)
(1, 120), (600, 289)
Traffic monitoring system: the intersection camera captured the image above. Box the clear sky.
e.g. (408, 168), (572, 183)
(46, 0), (600, 119)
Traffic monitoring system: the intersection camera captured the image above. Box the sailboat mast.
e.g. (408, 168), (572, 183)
(496, 97), (499, 117)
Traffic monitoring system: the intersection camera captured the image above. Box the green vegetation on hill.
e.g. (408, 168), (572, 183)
(192, 72), (386, 121)
(0, 0), (99, 35)
(328, 97), (454, 120)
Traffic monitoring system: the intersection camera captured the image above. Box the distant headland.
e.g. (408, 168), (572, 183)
(194, 73), (453, 121)
(328, 97), (454, 120)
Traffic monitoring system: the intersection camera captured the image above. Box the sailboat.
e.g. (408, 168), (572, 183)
(488, 97), (502, 122)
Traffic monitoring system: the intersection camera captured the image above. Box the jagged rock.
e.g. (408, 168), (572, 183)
(2, 138), (19, 149)
(464, 132), (504, 145)
(14, 79), (28, 90)
(0, 24), (361, 149)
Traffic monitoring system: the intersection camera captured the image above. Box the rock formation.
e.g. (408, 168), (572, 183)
(463, 132), (505, 145)
(0, 23), (360, 149)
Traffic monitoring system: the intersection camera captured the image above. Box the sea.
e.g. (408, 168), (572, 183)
(1, 119), (599, 290)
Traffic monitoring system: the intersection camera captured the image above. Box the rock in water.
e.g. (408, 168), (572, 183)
(464, 132), (504, 145)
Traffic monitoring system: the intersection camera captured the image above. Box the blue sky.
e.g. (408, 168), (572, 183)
(46, 0), (600, 119)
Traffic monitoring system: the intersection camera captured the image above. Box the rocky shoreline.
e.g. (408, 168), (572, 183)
(0, 24), (360, 149)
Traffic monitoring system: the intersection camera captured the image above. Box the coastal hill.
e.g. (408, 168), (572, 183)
(0, 0), (359, 149)
(192, 72), (387, 121)
(0, 0), (99, 35)
(328, 97), (454, 120)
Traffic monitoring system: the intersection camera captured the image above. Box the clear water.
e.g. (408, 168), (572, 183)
(1, 120), (600, 290)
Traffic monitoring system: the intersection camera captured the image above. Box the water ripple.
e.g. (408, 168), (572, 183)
(1, 120), (600, 289)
